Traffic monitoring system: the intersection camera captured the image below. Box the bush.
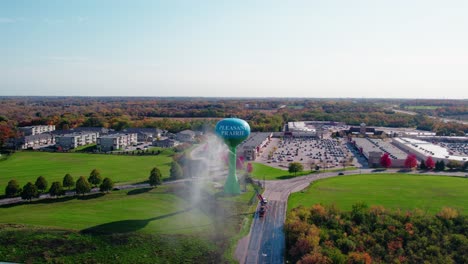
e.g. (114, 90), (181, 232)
(5, 179), (21, 198)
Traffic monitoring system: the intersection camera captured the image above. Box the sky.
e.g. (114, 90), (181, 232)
(1, 0), (467, 99)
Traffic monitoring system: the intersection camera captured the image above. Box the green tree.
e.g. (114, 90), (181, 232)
(88, 169), (102, 187)
(63, 173), (75, 190)
(463, 161), (468, 171)
(49, 181), (64, 197)
(419, 159), (427, 170)
(21, 182), (39, 201)
(35, 176), (48, 193)
(288, 162), (304, 176)
(5, 179), (21, 198)
(446, 160), (461, 170)
(149, 167), (162, 187)
(76, 176), (91, 196)
(170, 161), (183, 180)
(435, 160), (446, 171)
(99, 177), (114, 193)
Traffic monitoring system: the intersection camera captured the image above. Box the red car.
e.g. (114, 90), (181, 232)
(259, 206), (266, 217)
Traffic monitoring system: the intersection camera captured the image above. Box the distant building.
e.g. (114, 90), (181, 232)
(352, 137), (407, 168)
(97, 133), (137, 152)
(176, 130), (196, 142)
(238, 132), (272, 161)
(19, 125), (55, 136)
(347, 123), (384, 136)
(122, 128), (164, 142)
(55, 132), (99, 150)
(17, 134), (55, 149)
(71, 127), (110, 134)
(153, 137), (177, 148)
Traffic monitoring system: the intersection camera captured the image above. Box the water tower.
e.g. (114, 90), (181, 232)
(215, 118), (250, 194)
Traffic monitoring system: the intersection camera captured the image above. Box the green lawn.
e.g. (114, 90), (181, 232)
(288, 174), (468, 214)
(0, 151), (173, 195)
(405, 105), (439, 110)
(0, 186), (212, 235)
(250, 162), (313, 180)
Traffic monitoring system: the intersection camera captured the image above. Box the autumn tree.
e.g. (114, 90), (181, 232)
(404, 154), (418, 169)
(63, 173), (75, 190)
(247, 163), (253, 174)
(88, 169), (102, 187)
(149, 167), (162, 187)
(99, 177), (114, 193)
(49, 181), (64, 197)
(75, 176), (91, 196)
(5, 179), (21, 198)
(289, 162), (304, 176)
(21, 182), (39, 201)
(425, 156), (435, 170)
(35, 176), (48, 193)
(380, 153), (392, 169)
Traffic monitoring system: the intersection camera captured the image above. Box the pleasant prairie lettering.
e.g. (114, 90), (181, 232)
(218, 125), (245, 136)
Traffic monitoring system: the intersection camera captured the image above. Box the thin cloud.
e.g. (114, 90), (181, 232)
(43, 18), (64, 25)
(76, 16), (89, 23)
(45, 56), (90, 62)
(0, 17), (16, 23)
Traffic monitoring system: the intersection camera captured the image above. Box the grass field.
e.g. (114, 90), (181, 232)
(250, 162), (356, 180)
(0, 151), (173, 195)
(0, 185), (212, 234)
(288, 174), (468, 214)
(0, 182), (257, 263)
(0, 225), (221, 264)
(405, 105), (439, 110)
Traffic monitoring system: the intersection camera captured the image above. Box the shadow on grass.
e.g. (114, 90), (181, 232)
(127, 187), (153, 195)
(276, 175), (297, 180)
(76, 193), (106, 200)
(81, 208), (193, 234)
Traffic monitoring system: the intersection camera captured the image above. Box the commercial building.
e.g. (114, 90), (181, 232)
(347, 123), (384, 136)
(352, 138), (408, 167)
(393, 137), (468, 163)
(237, 132), (272, 161)
(19, 125), (55, 136)
(55, 132), (99, 150)
(97, 133), (137, 152)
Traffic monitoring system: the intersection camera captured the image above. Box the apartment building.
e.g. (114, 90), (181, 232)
(19, 125), (55, 136)
(97, 133), (137, 152)
(55, 132), (99, 150)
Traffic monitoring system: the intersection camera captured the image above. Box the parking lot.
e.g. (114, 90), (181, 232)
(257, 136), (358, 170)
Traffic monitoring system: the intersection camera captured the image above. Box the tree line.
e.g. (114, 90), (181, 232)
(4, 169), (114, 201)
(380, 153), (468, 171)
(4, 163), (183, 202)
(285, 203), (467, 264)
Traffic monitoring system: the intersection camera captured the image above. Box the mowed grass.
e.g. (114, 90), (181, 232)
(0, 151), (173, 195)
(0, 186), (212, 235)
(250, 162), (312, 180)
(288, 174), (468, 214)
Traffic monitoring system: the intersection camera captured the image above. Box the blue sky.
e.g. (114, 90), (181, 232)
(1, 0), (467, 98)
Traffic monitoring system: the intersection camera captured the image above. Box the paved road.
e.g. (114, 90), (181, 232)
(238, 169), (467, 264)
